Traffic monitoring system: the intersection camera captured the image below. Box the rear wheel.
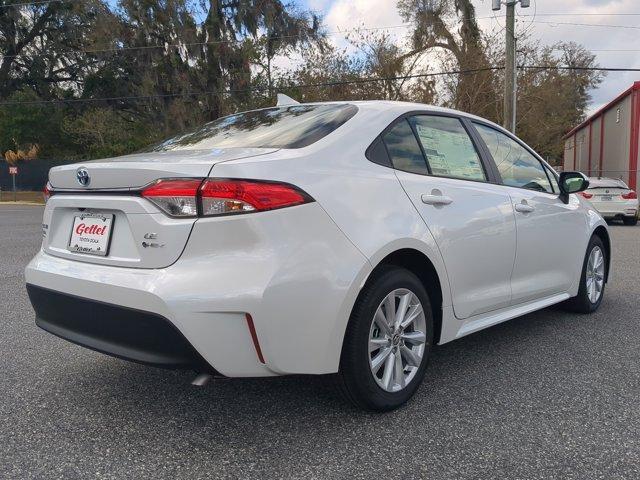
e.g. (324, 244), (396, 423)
(338, 266), (433, 411)
(563, 235), (607, 313)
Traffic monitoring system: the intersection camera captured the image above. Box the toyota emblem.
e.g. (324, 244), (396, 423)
(76, 168), (90, 187)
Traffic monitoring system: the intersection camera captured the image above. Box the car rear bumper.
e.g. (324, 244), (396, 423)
(27, 284), (213, 371)
(25, 203), (370, 377)
(590, 200), (638, 218)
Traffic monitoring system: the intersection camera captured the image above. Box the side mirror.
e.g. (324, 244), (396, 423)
(558, 171), (589, 204)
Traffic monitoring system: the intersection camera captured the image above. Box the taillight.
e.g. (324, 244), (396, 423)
(622, 191), (637, 200)
(140, 178), (312, 217)
(43, 183), (52, 203)
(579, 192), (593, 199)
(199, 179), (311, 216)
(141, 179), (202, 217)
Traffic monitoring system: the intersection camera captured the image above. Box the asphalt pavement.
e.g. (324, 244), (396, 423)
(1, 204), (639, 480)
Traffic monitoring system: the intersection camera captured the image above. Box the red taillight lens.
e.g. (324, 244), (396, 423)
(141, 178), (202, 217)
(199, 179), (311, 216)
(622, 191), (637, 200)
(43, 183), (52, 203)
(579, 192), (593, 199)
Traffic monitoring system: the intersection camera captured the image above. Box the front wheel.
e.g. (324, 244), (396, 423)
(337, 266), (433, 411)
(563, 235), (607, 313)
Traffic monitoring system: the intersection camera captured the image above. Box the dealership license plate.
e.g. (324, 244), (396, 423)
(599, 195), (613, 201)
(68, 213), (114, 256)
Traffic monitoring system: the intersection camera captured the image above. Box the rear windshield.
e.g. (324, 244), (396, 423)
(588, 178), (629, 189)
(147, 103), (358, 151)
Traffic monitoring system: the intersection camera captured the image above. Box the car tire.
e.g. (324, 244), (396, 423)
(623, 215), (638, 226)
(562, 235), (607, 314)
(337, 266), (433, 412)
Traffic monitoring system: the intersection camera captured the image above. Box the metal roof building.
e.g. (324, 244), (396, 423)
(563, 81), (640, 190)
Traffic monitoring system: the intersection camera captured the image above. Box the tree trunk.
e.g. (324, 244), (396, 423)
(204, 0), (224, 120)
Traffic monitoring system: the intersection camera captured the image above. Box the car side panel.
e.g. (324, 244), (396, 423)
(396, 173), (516, 319)
(506, 188), (590, 304)
(213, 151), (452, 337)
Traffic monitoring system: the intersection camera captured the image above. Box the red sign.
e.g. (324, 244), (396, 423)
(9, 166), (18, 175)
(74, 222), (108, 236)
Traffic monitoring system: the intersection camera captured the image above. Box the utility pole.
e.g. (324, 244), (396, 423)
(492, 0), (529, 133)
(504, 2), (515, 133)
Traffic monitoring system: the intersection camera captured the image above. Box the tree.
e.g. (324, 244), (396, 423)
(284, 29), (437, 105)
(63, 108), (151, 158)
(196, 0), (322, 120)
(515, 41), (603, 163)
(101, 0), (202, 134)
(0, 0), (114, 100)
(0, 0), (604, 168)
(398, 0), (496, 118)
(0, 90), (69, 160)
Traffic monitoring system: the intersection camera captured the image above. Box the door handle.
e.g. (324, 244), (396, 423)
(514, 202), (535, 213)
(421, 194), (453, 206)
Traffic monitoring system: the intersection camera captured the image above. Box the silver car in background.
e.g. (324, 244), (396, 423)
(579, 178), (639, 226)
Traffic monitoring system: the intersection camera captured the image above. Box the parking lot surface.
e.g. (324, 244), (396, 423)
(1, 205), (639, 479)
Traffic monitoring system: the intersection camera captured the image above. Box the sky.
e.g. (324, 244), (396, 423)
(300, 0), (640, 114)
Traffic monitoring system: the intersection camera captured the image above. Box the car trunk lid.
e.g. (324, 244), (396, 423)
(48, 148), (278, 190)
(43, 147), (279, 268)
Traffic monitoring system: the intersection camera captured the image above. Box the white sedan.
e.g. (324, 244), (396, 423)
(26, 100), (610, 411)
(580, 177), (638, 226)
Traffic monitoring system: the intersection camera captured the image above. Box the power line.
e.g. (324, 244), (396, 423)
(0, 67), (502, 106)
(530, 20), (640, 30)
(588, 49), (640, 53)
(0, 17), (514, 61)
(0, 0), (65, 8)
(522, 13), (640, 17)
(1, 65), (638, 108)
(5, 17), (640, 63)
(520, 65), (640, 72)
(0, 23), (418, 61)
(3, 16), (639, 62)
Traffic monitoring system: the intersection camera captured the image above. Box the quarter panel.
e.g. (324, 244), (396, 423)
(166, 202), (372, 375)
(211, 136), (454, 344)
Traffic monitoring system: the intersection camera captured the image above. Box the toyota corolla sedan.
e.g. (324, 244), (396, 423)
(26, 100), (610, 411)
(579, 177), (638, 226)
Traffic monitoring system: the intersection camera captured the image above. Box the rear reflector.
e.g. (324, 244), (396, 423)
(622, 191), (637, 200)
(141, 179), (202, 217)
(199, 179), (311, 216)
(43, 183), (52, 203)
(245, 313), (265, 364)
(579, 192), (593, 199)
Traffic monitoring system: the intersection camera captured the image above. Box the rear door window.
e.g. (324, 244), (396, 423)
(382, 120), (428, 175)
(409, 116), (486, 181)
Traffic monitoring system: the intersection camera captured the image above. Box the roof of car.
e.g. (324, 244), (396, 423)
(295, 99), (508, 133)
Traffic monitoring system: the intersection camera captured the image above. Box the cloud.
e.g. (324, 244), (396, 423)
(306, 0), (334, 12)
(473, 0), (640, 112)
(316, 0), (639, 113)
(324, 0), (403, 32)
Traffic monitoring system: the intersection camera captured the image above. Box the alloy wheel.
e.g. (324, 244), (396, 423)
(586, 246), (605, 304)
(368, 288), (427, 393)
